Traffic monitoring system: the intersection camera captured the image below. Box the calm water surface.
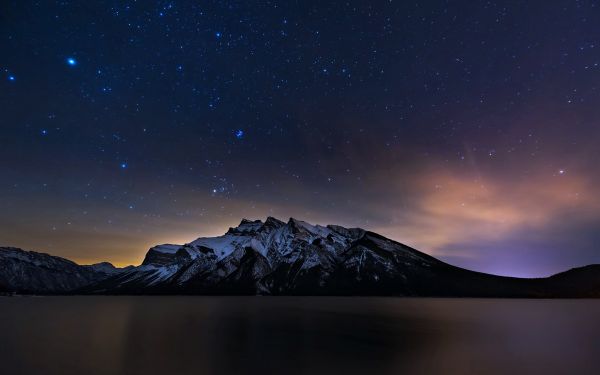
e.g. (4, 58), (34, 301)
(0, 297), (599, 375)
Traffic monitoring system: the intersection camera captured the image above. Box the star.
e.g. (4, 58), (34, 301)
(41, 129), (48, 136)
(120, 162), (127, 169)
(8, 75), (15, 81)
(66, 57), (77, 66)
(215, 32), (222, 38)
(235, 129), (244, 139)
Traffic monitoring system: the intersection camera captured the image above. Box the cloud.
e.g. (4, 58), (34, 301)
(374, 167), (600, 264)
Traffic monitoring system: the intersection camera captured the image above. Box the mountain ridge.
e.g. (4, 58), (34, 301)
(1, 217), (599, 297)
(0, 246), (129, 294)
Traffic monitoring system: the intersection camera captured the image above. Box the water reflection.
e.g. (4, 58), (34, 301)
(0, 297), (599, 374)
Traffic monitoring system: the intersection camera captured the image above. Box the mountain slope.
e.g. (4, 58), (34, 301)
(0, 247), (127, 294)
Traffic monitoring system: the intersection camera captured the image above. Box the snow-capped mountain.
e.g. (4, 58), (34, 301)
(83, 217), (434, 294)
(80, 217), (600, 297)
(2, 218), (600, 297)
(0, 247), (128, 294)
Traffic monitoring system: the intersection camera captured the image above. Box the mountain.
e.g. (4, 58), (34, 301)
(2, 218), (599, 297)
(79, 217), (600, 297)
(0, 247), (129, 294)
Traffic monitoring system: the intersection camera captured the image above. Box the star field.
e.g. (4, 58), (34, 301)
(2, 1), (600, 276)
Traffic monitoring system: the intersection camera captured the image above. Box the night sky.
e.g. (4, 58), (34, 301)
(2, 1), (600, 277)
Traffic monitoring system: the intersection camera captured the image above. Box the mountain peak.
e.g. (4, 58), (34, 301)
(239, 218), (262, 226)
(287, 217), (306, 226)
(90, 261), (115, 269)
(264, 216), (285, 228)
(286, 217), (320, 234)
(227, 218), (264, 235)
(86, 262), (123, 274)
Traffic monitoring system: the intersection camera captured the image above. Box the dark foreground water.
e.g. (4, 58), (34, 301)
(0, 297), (599, 375)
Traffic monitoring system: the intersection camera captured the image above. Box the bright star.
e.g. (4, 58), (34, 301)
(235, 129), (244, 139)
(41, 129), (48, 136)
(559, 169), (565, 175)
(8, 75), (15, 81)
(120, 163), (127, 169)
(215, 32), (222, 38)
(66, 57), (77, 66)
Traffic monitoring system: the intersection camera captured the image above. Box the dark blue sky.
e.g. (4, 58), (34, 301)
(2, 1), (600, 276)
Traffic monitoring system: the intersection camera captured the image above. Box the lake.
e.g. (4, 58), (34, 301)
(0, 297), (598, 374)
